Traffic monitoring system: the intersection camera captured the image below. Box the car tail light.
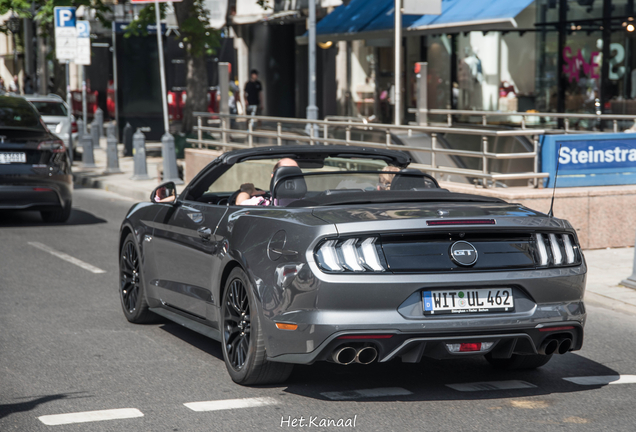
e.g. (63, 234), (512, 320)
(38, 140), (66, 153)
(535, 233), (580, 267)
(71, 121), (78, 134)
(315, 237), (386, 273)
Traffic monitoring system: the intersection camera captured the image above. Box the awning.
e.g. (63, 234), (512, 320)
(298, 0), (535, 44)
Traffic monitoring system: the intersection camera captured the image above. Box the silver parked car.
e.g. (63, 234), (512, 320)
(23, 95), (77, 156)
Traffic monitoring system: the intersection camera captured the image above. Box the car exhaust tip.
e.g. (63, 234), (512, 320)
(557, 338), (572, 355)
(355, 347), (378, 365)
(538, 338), (559, 356)
(332, 347), (357, 365)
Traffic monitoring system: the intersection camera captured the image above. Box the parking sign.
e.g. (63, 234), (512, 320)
(76, 21), (91, 65)
(54, 6), (77, 61)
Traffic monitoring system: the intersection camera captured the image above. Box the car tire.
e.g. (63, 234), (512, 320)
(40, 204), (72, 223)
(221, 267), (294, 385)
(485, 353), (553, 370)
(119, 233), (157, 324)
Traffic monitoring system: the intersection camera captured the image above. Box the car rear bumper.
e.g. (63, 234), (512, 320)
(0, 175), (72, 210)
(260, 265), (587, 364)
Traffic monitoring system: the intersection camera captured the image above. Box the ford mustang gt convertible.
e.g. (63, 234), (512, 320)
(118, 145), (586, 385)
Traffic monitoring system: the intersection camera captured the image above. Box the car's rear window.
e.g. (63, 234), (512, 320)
(0, 98), (43, 129)
(30, 101), (68, 117)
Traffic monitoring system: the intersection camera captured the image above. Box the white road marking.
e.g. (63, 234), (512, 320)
(184, 397), (278, 412)
(321, 387), (413, 401)
(446, 380), (537, 392)
(563, 375), (636, 386)
(38, 408), (143, 425)
(28, 242), (106, 274)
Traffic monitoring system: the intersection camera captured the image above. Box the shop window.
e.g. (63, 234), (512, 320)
(427, 34), (451, 116)
(566, 0), (604, 21)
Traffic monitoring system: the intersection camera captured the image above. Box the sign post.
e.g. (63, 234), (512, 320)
(54, 6), (76, 161)
(76, 20), (91, 136)
(131, 0), (182, 184)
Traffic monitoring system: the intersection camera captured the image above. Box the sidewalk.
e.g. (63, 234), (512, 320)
(71, 145), (636, 315)
(72, 138), (183, 202)
(584, 247), (636, 315)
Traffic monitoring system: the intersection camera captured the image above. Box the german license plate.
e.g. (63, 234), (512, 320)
(422, 288), (514, 315)
(0, 152), (26, 164)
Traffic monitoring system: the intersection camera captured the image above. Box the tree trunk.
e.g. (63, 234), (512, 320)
(173, 0), (208, 134)
(182, 52), (207, 133)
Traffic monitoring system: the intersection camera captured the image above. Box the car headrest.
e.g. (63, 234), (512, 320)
(270, 166), (307, 200)
(390, 169), (436, 191)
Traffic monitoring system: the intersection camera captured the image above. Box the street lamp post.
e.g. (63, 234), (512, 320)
(394, 0), (402, 125)
(306, 0), (318, 133)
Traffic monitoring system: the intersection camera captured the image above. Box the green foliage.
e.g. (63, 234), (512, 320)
(124, 3), (166, 38)
(125, 0), (221, 58)
(179, 0), (221, 57)
(0, 0), (111, 29)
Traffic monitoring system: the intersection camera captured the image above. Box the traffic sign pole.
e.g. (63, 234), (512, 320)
(155, 4), (169, 136)
(66, 61), (73, 162)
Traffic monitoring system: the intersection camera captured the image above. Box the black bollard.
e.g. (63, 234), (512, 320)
(123, 122), (134, 157)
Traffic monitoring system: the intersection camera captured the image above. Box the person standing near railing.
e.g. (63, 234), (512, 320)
(244, 69), (263, 117)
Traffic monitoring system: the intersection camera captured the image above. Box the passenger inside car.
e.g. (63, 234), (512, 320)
(237, 158), (299, 206)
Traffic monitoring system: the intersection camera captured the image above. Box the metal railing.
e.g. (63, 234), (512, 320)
(188, 112), (550, 188)
(408, 108), (636, 133)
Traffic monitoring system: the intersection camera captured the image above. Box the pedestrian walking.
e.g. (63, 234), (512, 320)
(244, 69), (263, 117)
(8, 75), (19, 93)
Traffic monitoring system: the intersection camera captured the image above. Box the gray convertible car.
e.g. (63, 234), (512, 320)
(119, 145), (586, 385)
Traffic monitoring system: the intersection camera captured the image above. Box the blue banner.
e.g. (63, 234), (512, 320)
(541, 133), (636, 187)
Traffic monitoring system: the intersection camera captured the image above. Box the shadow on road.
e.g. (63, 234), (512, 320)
(0, 392), (88, 419)
(0, 208), (107, 227)
(159, 322), (224, 361)
(280, 353), (619, 401)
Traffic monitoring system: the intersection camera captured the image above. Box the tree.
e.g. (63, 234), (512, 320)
(126, 0), (221, 133)
(0, 0), (110, 96)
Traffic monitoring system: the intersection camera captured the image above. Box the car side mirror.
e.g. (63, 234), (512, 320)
(151, 181), (177, 204)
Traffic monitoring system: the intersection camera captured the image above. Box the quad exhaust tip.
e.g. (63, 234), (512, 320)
(538, 337), (572, 356)
(558, 338), (572, 355)
(332, 346), (378, 365)
(355, 347), (378, 365)
(538, 339), (559, 356)
(332, 347), (357, 365)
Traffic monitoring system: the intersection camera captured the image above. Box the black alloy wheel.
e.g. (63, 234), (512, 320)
(119, 233), (155, 323)
(121, 240), (140, 314)
(220, 267), (293, 385)
(223, 278), (251, 370)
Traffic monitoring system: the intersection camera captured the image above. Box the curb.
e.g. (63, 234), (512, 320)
(73, 172), (149, 202)
(585, 291), (636, 316)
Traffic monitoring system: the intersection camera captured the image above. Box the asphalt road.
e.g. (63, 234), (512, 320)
(2, 188), (636, 431)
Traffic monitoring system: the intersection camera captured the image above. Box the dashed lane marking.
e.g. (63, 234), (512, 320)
(563, 375), (636, 386)
(321, 387), (413, 401)
(38, 408), (143, 425)
(28, 241), (106, 274)
(184, 397), (278, 412)
(446, 380), (537, 392)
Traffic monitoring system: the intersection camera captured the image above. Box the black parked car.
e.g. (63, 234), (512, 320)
(119, 145), (586, 385)
(0, 96), (72, 222)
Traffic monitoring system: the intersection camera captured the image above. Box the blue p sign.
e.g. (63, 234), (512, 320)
(76, 21), (90, 38)
(54, 7), (76, 28)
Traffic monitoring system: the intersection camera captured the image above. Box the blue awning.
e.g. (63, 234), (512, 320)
(305, 0), (535, 43)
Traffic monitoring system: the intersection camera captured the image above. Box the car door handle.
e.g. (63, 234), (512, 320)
(197, 227), (212, 241)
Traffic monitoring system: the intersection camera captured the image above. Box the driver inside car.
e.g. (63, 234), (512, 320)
(236, 158), (299, 206)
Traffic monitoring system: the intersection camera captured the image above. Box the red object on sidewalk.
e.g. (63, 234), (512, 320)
(71, 90), (99, 118)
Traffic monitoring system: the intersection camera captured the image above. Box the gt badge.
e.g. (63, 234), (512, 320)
(449, 241), (478, 266)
